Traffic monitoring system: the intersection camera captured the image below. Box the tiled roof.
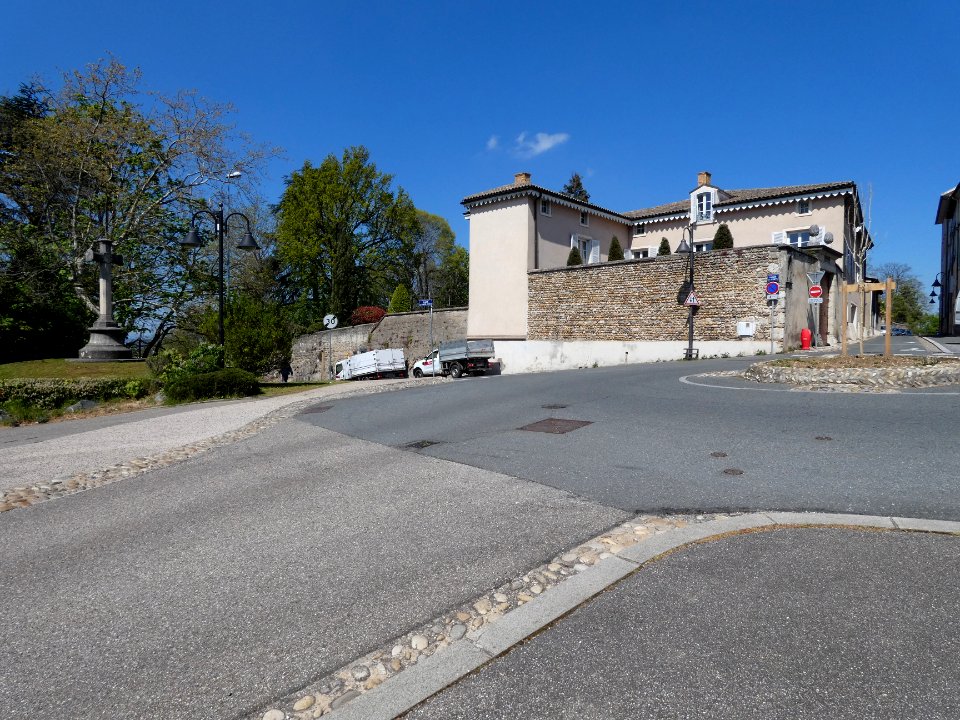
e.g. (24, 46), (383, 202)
(464, 180), (856, 222)
(625, 181), (855, 219)
(462, 183), (631, 221)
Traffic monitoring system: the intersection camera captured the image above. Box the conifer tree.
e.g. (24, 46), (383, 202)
(566, 247), (583, 266)
(713, 223), (734, 249)
(562, 172), (590, 202)
(608, 236), (624, 261)
(657, 237), (671, 256)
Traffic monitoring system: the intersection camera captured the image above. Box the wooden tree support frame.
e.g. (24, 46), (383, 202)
(841, 277), (896, 357)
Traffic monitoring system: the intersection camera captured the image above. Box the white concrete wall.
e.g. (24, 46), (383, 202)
(492, 339), (771, 375)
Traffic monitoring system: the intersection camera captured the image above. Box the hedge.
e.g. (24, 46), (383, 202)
(163, 368), (262, 403)
(0, 378), (154, 410)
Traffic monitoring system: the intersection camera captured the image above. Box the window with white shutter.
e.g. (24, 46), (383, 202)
(772, 231), (787, 245)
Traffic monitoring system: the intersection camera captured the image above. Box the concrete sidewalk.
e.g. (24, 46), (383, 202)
(0, 379), (417, 492)
(314, 513), (960, 720)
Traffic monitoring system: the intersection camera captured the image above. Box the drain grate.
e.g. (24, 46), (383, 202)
(519, 418), (592, 434)
(723, 468), (744, 476)
(299, 404), (333, 415)
(710, 451), (728, 458)
(405, 439), (442, 450)
(815, 436), (833, 441)
(541, 403), (569, 410)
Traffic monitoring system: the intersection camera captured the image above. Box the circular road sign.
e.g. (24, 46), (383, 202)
(809, 284), (823, 299)
(765, 281), (780, 295)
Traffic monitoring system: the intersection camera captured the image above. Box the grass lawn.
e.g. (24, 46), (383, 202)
(258, 381), (331, 398)
(0, 358), (151, 380)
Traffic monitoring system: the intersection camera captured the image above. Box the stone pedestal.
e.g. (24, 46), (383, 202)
(79, 320), (132, 360)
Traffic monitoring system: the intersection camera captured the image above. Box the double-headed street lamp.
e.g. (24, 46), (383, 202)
(180, 203), (259, 351)
(675, 225), (697, 360)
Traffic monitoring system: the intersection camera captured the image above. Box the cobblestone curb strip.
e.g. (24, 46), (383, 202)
(0, 378), (439, 514)
(249, 512), (960, 720)
(742, 358), (960, 389)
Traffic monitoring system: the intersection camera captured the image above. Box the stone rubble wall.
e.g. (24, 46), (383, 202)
(528, 246), (784, 343)
(290, 309), (467, 381)
(743, 359), (960, 388)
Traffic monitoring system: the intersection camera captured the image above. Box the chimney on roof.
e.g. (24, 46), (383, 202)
(697, 171), (712, 187)
(514, 172), (531, 186)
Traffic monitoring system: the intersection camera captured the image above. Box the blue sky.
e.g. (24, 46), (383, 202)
(4, 1), (958, 290)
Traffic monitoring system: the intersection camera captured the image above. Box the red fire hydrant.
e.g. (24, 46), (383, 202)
(800, 328), (812, 350)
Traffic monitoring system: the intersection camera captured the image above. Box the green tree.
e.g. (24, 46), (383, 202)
(274, 146), (419, 322)
(874, 262), (925, 328)
(713, 223), (734, 249)
(388, 283), (412, 313)
(562, 172), (590, 202)
(0, 59), (275, 359)
(608, 236), (624, 261)
(567, 247), (583, 266)
(223, 292), (293, 374)
(435, 245), (469, 307)
(657, 237), (671, 256)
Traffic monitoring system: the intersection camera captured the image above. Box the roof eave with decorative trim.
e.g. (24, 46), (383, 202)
(462, 186), (634, 227)
(715, 186), (856, 215)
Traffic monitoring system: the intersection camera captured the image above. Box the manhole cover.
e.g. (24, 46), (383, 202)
(541, 403), (569, 409)
(519, 418), (593, 434)
(710, 451), (728, 458)
(299, 404), (332, 415)
(405, 439), (442, 450)
(815, 436), (833, 441)
(723, 468), (744, 476)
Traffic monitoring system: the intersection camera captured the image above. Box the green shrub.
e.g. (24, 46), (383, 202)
(163, 368), (262, 403)
(608, 236), (624, 262)
(0, 377), (155, 409)
(566, 247), (583, 266)
(713, 223), (734, 249)
(388, 284), (412, 313)
(148, 342), (223, 385)
(657, 237), (671, 256)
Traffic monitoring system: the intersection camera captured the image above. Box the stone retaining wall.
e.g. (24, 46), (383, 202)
(290, 308), (467, 381)
(528, 246), (784, 343)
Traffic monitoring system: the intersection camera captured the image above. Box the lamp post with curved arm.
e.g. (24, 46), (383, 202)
(179, 203), (259, 356)
(676, 225), (697, 360)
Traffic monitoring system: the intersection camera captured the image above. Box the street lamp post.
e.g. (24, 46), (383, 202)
(931, 273), (943, 328)
(180, 202), (259, 356)
(676, 226), (697, 360)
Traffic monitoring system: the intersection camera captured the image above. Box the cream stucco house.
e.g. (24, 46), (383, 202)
(463, 171), (872, 345)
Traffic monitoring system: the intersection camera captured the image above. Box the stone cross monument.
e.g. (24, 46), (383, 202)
(78, 238), (132, 360)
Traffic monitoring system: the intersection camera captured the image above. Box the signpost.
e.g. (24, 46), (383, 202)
(683, 290), (701, 307)
(419, 299), (434, 371)
(323, 313), (338, 378)
(840, 277), (896, 357)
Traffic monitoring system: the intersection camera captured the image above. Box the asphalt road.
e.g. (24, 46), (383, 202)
(302, 357), (960, 520)
(408, 527), (960, 720)
(0, 419), (626, 720)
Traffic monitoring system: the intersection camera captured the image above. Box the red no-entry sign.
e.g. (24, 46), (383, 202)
(809, 284), (823, 299)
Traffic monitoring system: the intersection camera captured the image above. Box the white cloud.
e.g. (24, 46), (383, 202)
(514, 131), (570, 158)
(486, 135), (499, 151)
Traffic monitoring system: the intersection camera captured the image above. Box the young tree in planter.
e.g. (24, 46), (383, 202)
(562, 172), (590, 202)
(657, 237), (671, 256)
(566, 247), (583, 266)
(713, 223), (734, 249)
(608, 236), (624, 261)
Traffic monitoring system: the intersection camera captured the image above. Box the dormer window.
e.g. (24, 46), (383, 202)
(580, 211), (589, 227)
(540, 198), (552, 216)
(696, 192), (713, 222)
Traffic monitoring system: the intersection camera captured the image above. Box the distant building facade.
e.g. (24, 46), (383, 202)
(935, 182), (960, 335)
(463, 171), (873, 346)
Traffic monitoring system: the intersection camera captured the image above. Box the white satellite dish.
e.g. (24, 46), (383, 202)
(323, 314), (339, 329)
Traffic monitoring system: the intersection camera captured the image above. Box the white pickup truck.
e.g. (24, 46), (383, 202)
(412, 339), (495, 378)
(334, 349), (408, 380)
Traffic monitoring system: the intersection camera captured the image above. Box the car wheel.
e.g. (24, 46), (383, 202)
(413, 368), (423, 378)
(450, 362), (463, 379)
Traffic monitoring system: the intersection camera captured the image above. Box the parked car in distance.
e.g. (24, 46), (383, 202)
(335, 349), (408, 380)
(412, 339), (495, 378)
